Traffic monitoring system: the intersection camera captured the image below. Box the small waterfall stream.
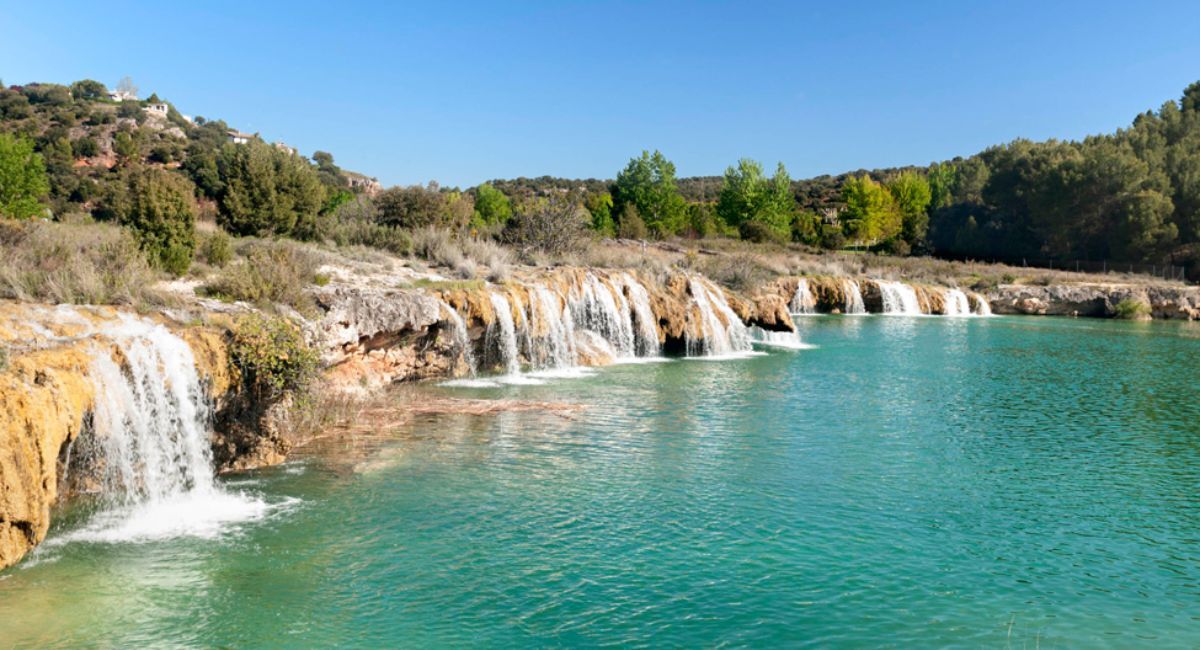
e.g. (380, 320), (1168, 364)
(942, 289), (971, 316)
(686, 277), (753, 357)
(973, 294), (993, 316)
(487, 292), (522, 376)
(843, 280), (867, 314)
(877, 281), (922, 315)
(790, 279), (816, 315)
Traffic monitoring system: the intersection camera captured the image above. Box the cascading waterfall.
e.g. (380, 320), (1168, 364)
(942, 289), (971, 316)
(525, 285), (577, 369)
(877, 281), (922, 315)
(973, 294), (993, 316)
(59, 313), (271, 544)
(686, 277), (753, 357)
(487, 292), (522, 375)
(790, 279), (817, 315)
(440, 301), (477, 375)
(843, 280), (867, 314)
(572, 274), (636, 359)
(616, 273), (661, 356)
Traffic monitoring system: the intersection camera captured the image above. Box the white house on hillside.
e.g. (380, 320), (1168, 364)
(145, 103), (169, 117)
(109, 90), (137, 102)
(227, 129), (253, 144)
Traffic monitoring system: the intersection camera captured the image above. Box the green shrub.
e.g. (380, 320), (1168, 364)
(1113, 298), (1151, 320)
(201, 240), (321, 314)
(229, 313), (319, 399)
(197, 229), (233, 267)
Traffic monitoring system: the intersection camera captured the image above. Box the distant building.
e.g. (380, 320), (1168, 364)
(345, 171), (382, 196)
(273, 141), (298, 156)
(227, 129), (253, 145)
(109, 90), (137, 102)
(145, 103), (169, 117)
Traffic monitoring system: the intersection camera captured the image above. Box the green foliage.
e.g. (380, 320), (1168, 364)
(113, 130), (139, 162)
(585, 191), (615, 236)
(102, 167), (197, 275)
(69, 79), (108, 101)
(887, 171), (932, 249)
(72, 136), (99, 158)
(374, 182), (446, 229)
(197, 229), (233, 267)
(612, 150), (687, 237)
(0, 133), (50, 219)
(1113, 298), (1151, 319)
(716, 158), (794, 242)
(229, 313), (320, 399)
(686, 202), (726, 239)
(214, 140), (326, 239)
(616, 203), (647, 239)
(841, 174), (900, 244)
(201, 240), (322, 314)
(472, 183), (512, 227)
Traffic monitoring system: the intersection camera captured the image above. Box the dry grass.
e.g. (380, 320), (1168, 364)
(200, 239), (325, 314)
(0, 220), (170, 307)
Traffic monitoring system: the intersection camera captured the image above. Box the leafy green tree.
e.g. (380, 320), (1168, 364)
(375, 183), (446, 229)
(104, 167), (197, 275)
(841, 174), (900, 244)
(612, 150), (687, 237)
(584, 192), (615, 236)
(472, 183), (512, 227)
(616, 203), (647, 239)
(716, 158), (794, 242)
(215, 140), (326, 238)
(887, 171), (932, 248)
(0, 133), (50, 219)
(70, 79), (108, 101)
(927, 162), (956, 211)
(113, 130), (139, 163)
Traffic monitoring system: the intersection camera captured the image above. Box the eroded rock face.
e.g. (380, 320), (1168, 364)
(985, 284), (1200, 319)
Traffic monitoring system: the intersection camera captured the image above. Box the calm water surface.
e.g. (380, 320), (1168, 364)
(3, 316), (1200, 647)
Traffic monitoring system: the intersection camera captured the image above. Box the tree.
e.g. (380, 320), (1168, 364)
(70, 79), (108, 101)
(841, 174), (901, 244)
(585, 192), (615, 236)
(375, 183), (446, 229)
(616, 203), (647, 239)
(0, 134), (50, 219)
(503, 194), (590, 255)
(472, 183), (512, 227)
(612, 150), (687, 237)
(116, 76), (138, 99)
(103, 167), (197, 275)
(716, 158), (794, 242)
(113, 130), (139, 163)
(215, 140), (326, 237)
(887, 171), (932, 248)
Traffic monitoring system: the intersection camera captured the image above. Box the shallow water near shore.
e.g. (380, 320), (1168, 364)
(4, 315), (1200, 647)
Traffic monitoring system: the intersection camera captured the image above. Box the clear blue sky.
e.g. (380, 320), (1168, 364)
(3, 1), (1198, 188)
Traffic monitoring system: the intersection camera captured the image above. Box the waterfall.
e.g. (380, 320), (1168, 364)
(790, 279), (817, 315)
(686, 277), (752, 356)
(843, 280), (866, 315)
(750, 326), (815, 350)
(440, 301), (477, 375)
(83, 316), (214, 502)
(487, 292), (521, 375)
(58, 313), (271, 545)
(616, 273), (661, 356)
(525, 285), (577, 369)
(942, 289), (971, 316)
(572, 273), (636, 359)
(877, 281), (921, 315)
(972, 293), (993, 316)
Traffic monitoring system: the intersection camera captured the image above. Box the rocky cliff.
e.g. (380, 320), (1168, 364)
(984, 283), (1200, 319)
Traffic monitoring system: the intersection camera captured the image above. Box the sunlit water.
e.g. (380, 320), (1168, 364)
(4, 316), (1200, 647)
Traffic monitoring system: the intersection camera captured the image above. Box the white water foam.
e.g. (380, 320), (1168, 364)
(750, 326), (818, 350)
(972, 293), (993, 316)
(843, 280), (867, 315)
(877, 281), (922, 315)
(942, 289), (972, 316)
(790, 278), (817, 315)
(686, 277), (753, 357)
(55, 313), (276, 545)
